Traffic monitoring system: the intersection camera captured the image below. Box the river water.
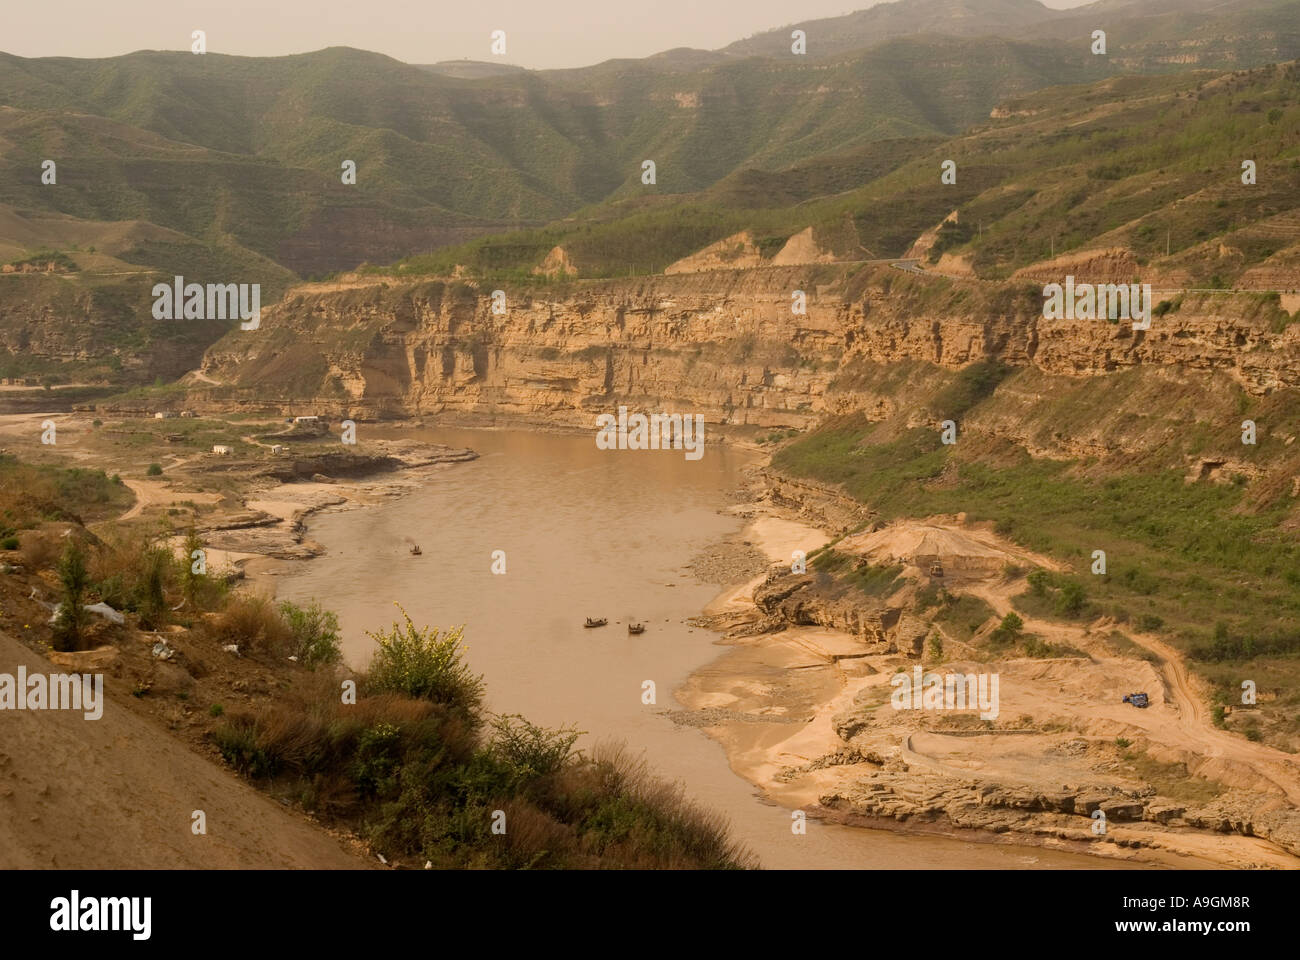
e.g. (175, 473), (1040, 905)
(276, 425), (1145, 869)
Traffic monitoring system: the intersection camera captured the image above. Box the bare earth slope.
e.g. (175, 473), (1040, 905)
(0, 630), (371, 869)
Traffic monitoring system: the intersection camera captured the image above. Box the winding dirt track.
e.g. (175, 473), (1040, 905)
(969, 578), (1300, 806)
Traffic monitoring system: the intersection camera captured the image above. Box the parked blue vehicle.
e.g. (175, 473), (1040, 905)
(1122, 692), (1150, 708)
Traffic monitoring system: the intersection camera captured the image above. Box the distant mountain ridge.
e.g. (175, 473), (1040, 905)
(2, 0), (1299, 384)
(722, 0), (1061, 58)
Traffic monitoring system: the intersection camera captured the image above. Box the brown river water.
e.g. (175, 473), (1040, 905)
(276, 425), (1146, 869)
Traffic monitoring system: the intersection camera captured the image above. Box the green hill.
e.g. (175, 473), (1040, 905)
(382, 60), (1300, 286)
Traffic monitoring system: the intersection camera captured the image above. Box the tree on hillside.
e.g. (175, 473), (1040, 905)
(53, 540), (90, 651)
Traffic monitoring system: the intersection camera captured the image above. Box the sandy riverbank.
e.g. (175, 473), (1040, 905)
(673, 479), (1300, 870)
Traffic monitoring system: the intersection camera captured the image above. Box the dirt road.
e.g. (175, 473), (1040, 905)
(969, 576), (1300, 805)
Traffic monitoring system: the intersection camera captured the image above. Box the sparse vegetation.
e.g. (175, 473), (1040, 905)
(212, 611), (753, 869)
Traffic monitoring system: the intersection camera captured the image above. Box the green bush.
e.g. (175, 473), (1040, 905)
(53, 540), (91, 652)
(146, 463), (163, 476)
(490, 713), (582, 785)
(278, 599), (343, 667)
(1054, 580), (1087, 618)
(1026, 570), (1049, 596)
(364, 606), (484, 721)
(0, 536), (18, 550)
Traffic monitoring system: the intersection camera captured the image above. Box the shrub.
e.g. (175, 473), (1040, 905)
(52, 540), (90, 651)
(211, 720), (274, 778)
(1026, 570), (1050, 596)
(146, 463), (163, 476)
(218, 594), (293, 656)
(1022, 635), (1054, 657)
(0, 536), (17, 550)
(135, 546), (171, 629)
(364, 606), (484, 722)
(178, 528), (225, 609)
(988, 611), (1024, 647)
(927, 633), (944, 661)
(490, 714), (582, 785)
(552, 742), (757, 869)
(1054, 580), (1087, 617)
(279, 599), (343, 667)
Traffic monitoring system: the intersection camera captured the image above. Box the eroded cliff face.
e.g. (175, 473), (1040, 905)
(192, 265), (1300, 432)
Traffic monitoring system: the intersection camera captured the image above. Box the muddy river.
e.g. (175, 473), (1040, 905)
(277, 425), (1145, 869)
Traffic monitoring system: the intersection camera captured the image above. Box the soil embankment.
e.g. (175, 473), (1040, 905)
(0, 629), (371, 869)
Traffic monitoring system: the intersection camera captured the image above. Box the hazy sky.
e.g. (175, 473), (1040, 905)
(6, 0), (1099, 69)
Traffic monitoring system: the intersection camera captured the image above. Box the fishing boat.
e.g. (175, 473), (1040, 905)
(584, 617), (608, 628)
(628, 622), (646, 635)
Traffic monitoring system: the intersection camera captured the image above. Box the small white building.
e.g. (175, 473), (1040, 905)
(270, 444), (284, 454)
(293, 415), (319, 423)
(153, 411), (176, 419)
(212, 444), (233, 455)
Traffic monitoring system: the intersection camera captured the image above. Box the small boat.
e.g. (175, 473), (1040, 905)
(628, 622), (646, 635)
(584, 617), (607, 628)
(410, 544), (422, 556)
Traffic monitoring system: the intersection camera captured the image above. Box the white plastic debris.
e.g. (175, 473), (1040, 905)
(46, 601), (124, 625)
(222, 643), (240, 656)
(377, 853), (388, 865)
(424, 861), (432, 870)
(84, 602), (125, 625)
(151, 640), (176, 660)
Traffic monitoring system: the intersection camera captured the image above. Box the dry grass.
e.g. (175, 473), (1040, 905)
(214, 593), (293, 657)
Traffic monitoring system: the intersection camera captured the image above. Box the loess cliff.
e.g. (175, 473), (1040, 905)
(189, 265), (1300, 454)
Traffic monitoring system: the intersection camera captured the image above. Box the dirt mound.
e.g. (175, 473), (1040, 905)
(769, 227), (840, 267)
(838, 519), (1047, 577)
(533, 245), (578, 278)
(664, 232), (762, 274)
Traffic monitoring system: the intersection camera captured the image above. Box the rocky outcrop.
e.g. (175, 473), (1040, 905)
(752, 566), (916, 648)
